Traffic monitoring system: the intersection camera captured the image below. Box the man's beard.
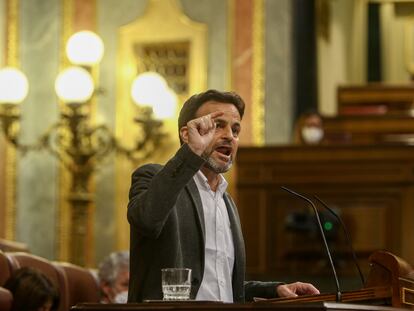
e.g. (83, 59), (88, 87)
(204, 156), (233, 174)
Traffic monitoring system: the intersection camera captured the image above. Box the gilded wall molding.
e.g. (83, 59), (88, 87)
(4, 0), (19, 240)
(405, 16), (414, 75)
(252, 0), (265, 146)
(57, 0), (73, 262)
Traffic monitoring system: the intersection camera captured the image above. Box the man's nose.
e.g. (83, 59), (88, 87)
(222, 125), (234, 140)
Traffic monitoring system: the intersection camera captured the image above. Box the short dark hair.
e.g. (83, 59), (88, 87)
(178, 89), (245, 141)
(4, 267), (60, 311)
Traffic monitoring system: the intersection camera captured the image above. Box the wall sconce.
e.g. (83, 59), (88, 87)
(131, 71), (177, 119)
(0, 31), (176, 266)
(55, 66), (94, 102)
(0, 67), (29, 146)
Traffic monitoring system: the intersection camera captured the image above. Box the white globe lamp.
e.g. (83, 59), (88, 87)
(55, 67), (94, 104)
(66, 31), (104, 66)
(0, 67), (29, 104)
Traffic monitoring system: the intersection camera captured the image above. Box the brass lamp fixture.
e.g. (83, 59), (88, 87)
(0, 30), (176, 266)
(0, 67), (29, 147)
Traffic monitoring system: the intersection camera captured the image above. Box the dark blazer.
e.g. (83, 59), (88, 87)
(127, 144), (280, 303)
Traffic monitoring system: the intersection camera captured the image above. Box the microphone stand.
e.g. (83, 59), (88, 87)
(314, 195), (365, 287)
(281, 186), (342, 302)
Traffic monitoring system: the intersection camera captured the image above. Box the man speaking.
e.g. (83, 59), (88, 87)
(127, 89), (320, 302)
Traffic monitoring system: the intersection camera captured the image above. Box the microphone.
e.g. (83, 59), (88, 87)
(313, 195), (365, 287)
(281, 186), (342, 302)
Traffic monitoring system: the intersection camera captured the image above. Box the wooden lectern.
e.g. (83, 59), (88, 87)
(253, 251), (414, 309)
(72, 251), (414, 311)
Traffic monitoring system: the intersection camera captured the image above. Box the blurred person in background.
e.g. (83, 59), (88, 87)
(98, 250), (130, 303)
(4, 267), (59, 311)
(295, 110), (324, 145)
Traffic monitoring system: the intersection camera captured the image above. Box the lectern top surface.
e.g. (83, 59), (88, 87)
(71, 301), (409, 311)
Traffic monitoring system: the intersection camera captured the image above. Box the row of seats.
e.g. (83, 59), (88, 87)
(0, 250), (100, 311)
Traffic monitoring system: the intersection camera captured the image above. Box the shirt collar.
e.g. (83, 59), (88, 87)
(194, 170), (228, 194)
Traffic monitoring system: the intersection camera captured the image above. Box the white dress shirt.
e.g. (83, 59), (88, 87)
(193, 170), (235, 303)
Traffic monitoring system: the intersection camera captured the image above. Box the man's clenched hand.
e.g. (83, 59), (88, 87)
(183, 111), (223, 157)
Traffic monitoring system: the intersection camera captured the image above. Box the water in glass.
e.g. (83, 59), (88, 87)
(162, 284), (191, 300)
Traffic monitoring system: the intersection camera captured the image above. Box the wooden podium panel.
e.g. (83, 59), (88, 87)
(72, 253), (414, 310)
(71, 302), (409, 311)
(235, 145), (414, 279)
(71, 250), (414, 310)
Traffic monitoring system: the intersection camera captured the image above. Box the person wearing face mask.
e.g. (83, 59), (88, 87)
(296, 111), (324, 145)
(127, 89), (320, 303)
(97, 251), (130, 304)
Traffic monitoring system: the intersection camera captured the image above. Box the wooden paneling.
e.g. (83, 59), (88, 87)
(320, 115), (414, 145)
(337, 84), (414, 116)
(238, 189), (267, 274)
(235, 145), (414, 279)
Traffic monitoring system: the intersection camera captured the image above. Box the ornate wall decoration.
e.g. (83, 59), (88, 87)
(134, 41), (190, 95)
(115, 0), (207, 249)
(58, 0), (98, 266)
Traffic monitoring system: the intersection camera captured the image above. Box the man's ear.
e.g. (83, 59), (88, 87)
(179, 126), (189, 144)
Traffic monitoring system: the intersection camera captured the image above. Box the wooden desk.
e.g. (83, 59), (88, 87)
(235, 145), (414, 279)
(71, 302), (409, 311)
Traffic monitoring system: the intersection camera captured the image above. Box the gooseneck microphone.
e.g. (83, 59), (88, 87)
(281, 186), (342, 302)
(313, 195), (365, 287)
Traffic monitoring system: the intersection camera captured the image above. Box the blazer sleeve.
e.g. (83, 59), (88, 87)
(127, 144), (205, 238)
(244, 281), (285, 301)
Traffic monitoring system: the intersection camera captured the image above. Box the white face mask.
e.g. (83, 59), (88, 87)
(114, 290), (128, 304)
(301, 126), (324, 144)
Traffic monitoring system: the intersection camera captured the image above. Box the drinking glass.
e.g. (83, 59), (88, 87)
(161, 268), (191, 301)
